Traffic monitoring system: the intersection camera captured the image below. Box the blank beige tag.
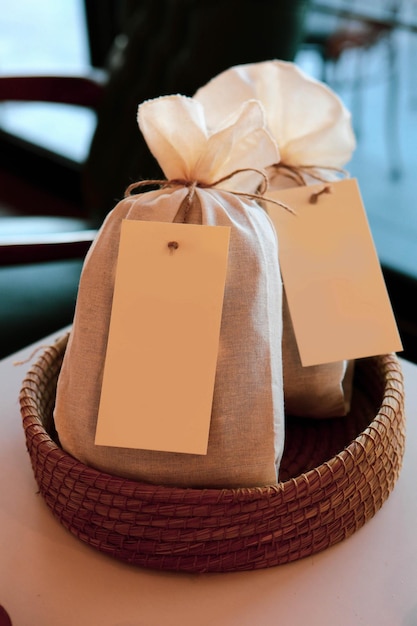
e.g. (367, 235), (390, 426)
(267, 178), (402, 366)
(95, 219), (230, 454)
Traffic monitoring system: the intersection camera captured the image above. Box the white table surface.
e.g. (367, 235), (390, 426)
(1, 330), (416, 626)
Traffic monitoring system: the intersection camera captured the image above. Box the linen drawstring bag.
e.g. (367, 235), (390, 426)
(195, 60), (357, 418)
(54, 94), (286, 488)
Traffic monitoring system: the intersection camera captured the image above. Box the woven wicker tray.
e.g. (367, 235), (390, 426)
(19, 334), (405, 573)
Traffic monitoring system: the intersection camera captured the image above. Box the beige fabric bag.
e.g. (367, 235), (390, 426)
(195, 60), (357, 417)
(54, 95), (285, 487)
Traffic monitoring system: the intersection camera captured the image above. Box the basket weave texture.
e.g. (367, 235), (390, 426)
(19, 335), (405, 573)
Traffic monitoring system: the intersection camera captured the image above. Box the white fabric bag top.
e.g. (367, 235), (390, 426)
(195, 61), (356, 418)
(138, 93), (279, 189)
(54, 95), (286, 487)
(194, 59), (356, 187)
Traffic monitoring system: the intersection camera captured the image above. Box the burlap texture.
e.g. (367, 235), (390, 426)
(54, 187), (284, 487)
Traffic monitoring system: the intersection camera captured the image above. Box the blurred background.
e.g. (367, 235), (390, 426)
(1, 0), (417, 361)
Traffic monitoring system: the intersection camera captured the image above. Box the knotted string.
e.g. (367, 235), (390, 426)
(124, 167), (296, 215)
(309, 184), (332, 204)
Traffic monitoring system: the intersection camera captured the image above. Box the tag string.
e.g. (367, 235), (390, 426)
(272, 163), (349, 186)
(124, 168), (295, 215)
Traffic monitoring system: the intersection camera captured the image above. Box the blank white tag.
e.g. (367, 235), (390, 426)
(95, 220), (230, 454)
(267, 179), (402, 365)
